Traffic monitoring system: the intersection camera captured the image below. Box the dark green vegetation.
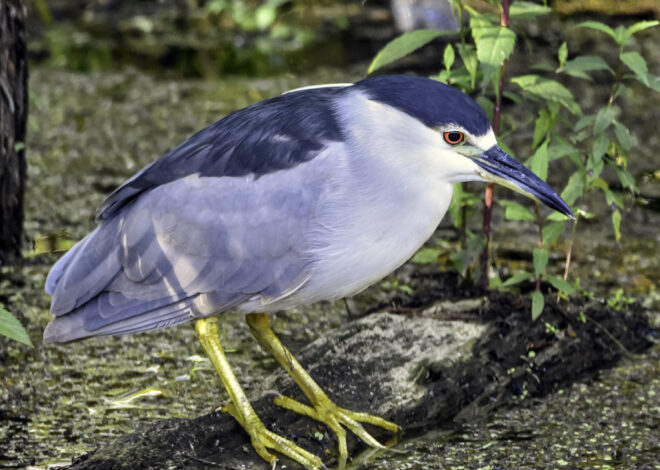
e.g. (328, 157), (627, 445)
(27, 0), (353, 77)
(1, 1), (659, 469)
(369, 1), (660, 320)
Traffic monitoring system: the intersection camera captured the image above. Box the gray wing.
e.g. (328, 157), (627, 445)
(96, 86), (344, 220)
(44, 157), (331, 343)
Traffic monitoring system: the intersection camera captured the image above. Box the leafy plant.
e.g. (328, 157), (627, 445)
(0, 304), (33, 347)
(368, 1), (658, 319)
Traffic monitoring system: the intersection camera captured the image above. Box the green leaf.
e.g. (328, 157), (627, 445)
(548, 138), (580, 164)
(613, 25), (627, 46)
(561, 171), (585, 206)
(476, 96), (494, 122)
(547, 275), (576, 295)
(589, 178), (608, 190)
(614, 83), (630, 101)
(533, 247), (549, 278)
(587, 134), (608, 182)
(623, 20), (659, 44)
(511, 75), (581, 114)
(457, 43), (479, 89)
(502, 271), (533, 287)
(399, 284), (414, 295)
(502, 201), (536, 221)
(509, 1), (552, 19)
(531, 290), (545, 320)
(592, 133), (609, 159)
(613, 121), (631, 153)
(612, 209), (621, 241)
(593, 106), (615, 135)
(648, 74), (660, 92)
(532, 109), (552, 149)
(615, 167), (636, 191)
(603, 187), (624, 208)
(0, 305), (33, 347)
(436, 69), (451, 84)
(575, 113), (597, 132)
(542, 221), (566, 244)
(577, 21), (617, 42)
(557, 42), (568, 67)
(559, 56), (614, 80)
(620, 51), (649, 86)
(444, 43), (455, 71)
(503, 90), (524, 105)
(528, 139), (549, 181)
(449, 182), (464, 227)
(531, 63), (555, 73)
(255, 1), (282, 30)
(470, 13), (516, 83)
(477, 26), (516, 71)
(412, 247), (441, 264)
(368, 30), (452, 74)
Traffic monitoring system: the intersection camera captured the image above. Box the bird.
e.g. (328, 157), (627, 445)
(43, 74), (573, 469)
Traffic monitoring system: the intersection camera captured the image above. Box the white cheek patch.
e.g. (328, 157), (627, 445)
(472, 128), (497, 150)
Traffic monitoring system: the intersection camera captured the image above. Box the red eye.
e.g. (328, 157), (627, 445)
(443, 131), (464, 145)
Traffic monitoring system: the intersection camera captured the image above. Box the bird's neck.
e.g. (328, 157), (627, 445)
(301, 91), (455, 301)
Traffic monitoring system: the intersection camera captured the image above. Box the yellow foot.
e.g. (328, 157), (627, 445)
(223, 402), (324, 469)
(272, 395), (401, 458)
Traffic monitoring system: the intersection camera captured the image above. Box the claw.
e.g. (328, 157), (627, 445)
(196, 317), (324, 469)
(273, 394), (400, 458)
(247, 313), (401, 461)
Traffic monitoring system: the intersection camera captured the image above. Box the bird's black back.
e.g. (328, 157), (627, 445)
(97, 87), (345, 220)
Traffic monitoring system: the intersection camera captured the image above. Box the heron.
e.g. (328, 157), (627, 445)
(43, 74), (573, 469)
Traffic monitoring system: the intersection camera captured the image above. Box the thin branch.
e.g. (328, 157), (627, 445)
(479, 0), (511, 289)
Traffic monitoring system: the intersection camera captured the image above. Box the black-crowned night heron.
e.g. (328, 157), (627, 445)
(44, 75), (572, 469)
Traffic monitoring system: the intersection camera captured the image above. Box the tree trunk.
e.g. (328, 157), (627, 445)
(0, 0), (28, 265)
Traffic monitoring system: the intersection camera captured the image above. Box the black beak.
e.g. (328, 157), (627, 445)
(474, 146), (574, 219)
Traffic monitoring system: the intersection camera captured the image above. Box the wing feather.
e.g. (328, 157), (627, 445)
(44, 150), (335, 342)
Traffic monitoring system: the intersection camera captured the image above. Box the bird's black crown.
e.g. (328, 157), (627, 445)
(354, 75), (491, 137)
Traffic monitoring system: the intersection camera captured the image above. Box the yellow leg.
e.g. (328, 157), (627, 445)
(195, 316), (323, 469)
(246, 313), (401, 459)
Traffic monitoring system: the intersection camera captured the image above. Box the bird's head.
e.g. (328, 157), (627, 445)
(355, 75), (574, 218)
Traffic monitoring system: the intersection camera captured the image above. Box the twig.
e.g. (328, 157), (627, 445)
(558, 216), (579, 302)
(480, 0), (511, 289)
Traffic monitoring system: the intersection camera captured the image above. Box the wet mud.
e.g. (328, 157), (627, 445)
(54, 272), (653, 470)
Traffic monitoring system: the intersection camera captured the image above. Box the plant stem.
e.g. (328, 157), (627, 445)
(535, 203), (543, 291)
(479, 0), (511, 289)
(458, 1), (466, 46)
(608, 48), (623, 105)
(558, 215), (579, 302)
(460, 204), (467, 245)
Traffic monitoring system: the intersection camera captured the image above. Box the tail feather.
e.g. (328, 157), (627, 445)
(49, 222), (123, 316)
(45, 231), (94, 296)
(43, 298), (194, 343)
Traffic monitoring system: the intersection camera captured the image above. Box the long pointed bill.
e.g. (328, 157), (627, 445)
(473, 146), (574, 219)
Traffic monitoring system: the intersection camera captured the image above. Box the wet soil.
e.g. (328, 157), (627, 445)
(14, 271), (652, 470)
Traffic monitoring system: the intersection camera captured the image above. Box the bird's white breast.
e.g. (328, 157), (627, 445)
(295, 90), (457, 303)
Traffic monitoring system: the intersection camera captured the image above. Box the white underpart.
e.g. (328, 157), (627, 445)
(284, 89), (490, 304)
